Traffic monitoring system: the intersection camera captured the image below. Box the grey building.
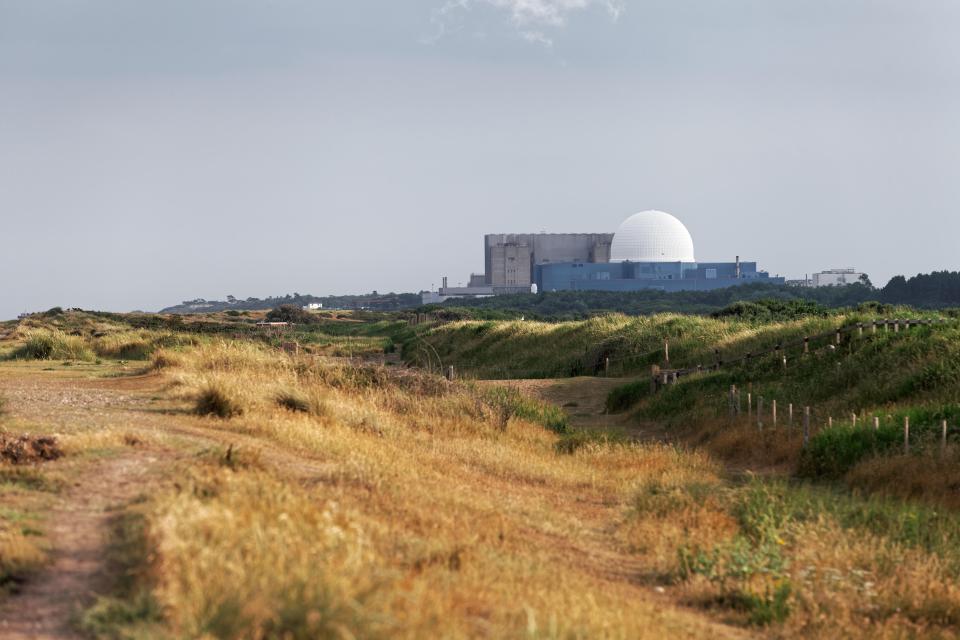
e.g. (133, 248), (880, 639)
(483, 233), (613, 287)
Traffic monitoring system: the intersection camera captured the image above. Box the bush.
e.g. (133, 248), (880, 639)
(798, 424), (907, 478)
(711, 299), (828, 322)
(265, 305), (316, 325)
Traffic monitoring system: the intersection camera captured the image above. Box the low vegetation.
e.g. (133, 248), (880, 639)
(5, 307), (960, 637)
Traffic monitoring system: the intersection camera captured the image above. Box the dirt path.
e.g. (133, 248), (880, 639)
(0, 370), (347, 638)
(0, 450), (160, 639)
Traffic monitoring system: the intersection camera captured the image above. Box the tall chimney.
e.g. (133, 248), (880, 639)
(735, 256), (741, 279)
(442, 276), (448, 290)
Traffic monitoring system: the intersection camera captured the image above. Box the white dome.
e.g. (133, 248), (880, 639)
(609, 210), (695, 263)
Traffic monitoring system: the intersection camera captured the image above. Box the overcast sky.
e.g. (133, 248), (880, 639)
(2, 1), (958, 317)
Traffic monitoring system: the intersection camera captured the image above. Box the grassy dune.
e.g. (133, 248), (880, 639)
(412, 311), (928, 379)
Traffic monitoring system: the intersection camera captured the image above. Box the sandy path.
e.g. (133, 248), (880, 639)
(0, 451), (160, 639)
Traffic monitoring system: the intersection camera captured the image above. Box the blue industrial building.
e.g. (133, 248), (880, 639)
(536, 259), (783, 292)
(533, 210), (783, 293)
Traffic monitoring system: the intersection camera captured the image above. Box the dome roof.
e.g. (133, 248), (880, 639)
(609, 210), (695, 263)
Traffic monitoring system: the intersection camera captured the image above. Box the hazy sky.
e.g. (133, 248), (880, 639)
(2, 1), (958, 317)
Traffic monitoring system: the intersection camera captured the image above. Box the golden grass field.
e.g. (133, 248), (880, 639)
(2, 313), (960, 638)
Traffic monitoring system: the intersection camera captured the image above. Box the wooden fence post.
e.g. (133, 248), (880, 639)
(664, 339), (670, 366)
(772, 400), (777, 427)
(858, 322), (863, 338)
(803, 337), (810, 354)
(788, 403), (793, 427)
(871, 321), (877, 335)
(604, 357), (610, 376)
(747, 392), (752, 418)
(828, 416), (833, 428)
(729, 385), (737, 418)
(835, 330), (842, 346)
(803, 407), (810, 448)
(851, 413), (857, 428)
(942, 419), (948, 456)
(758, 397), (764, 430)
(904, 416), (910, 454)
(894, 320), (900, 333)
(446, 365), (455, 380)
(715, 348), (721, 367)
(873, 416), (879, 431)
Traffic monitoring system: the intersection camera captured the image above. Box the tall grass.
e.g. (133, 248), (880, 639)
(9, 329), (94, 361)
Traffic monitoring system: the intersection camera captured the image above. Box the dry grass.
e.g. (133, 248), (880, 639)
(86, 339), (960, 639)
(105, 341), (742, 638)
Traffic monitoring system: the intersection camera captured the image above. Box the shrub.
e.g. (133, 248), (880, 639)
(798, 424), (905, 478)
(265, 305), (316, 324)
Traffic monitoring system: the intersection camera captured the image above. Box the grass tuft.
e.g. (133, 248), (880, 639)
(195, 380), (246, 418)
(10, 329), (94, 361)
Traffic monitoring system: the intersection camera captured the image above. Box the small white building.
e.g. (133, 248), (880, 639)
(812, 269), (865, 287)
(302, 303), (323, 310)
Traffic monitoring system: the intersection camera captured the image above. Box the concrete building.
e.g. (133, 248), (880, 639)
(484, 233), (613, 287)
(811, 269), (865, 287)
(422, 210), (782, 302)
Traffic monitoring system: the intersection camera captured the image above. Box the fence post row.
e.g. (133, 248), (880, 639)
(648, 316), (952, 392)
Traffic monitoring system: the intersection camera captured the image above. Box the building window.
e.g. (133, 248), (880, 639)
(706, 268), (717, 280)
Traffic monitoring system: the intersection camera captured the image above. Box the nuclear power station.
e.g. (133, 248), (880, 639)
(423, 210), (783, 303)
